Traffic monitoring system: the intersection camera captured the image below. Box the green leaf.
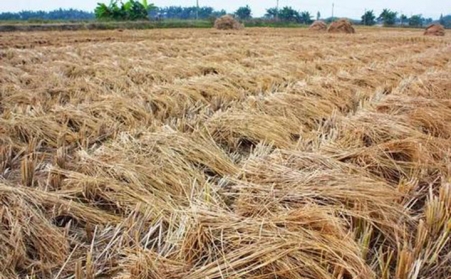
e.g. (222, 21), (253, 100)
(124, 0), (133, 12)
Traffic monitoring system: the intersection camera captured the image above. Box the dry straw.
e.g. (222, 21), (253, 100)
(0, 27), (451, 278)
(309, 20), (328, 31)
(424, 24), (446, 36)
(328, 18), (356, 34)
(214, 15), (244, 30)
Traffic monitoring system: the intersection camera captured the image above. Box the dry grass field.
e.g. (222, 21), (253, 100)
(1, 27), (451, 278)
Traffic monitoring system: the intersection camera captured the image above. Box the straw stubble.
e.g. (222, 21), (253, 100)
(0, 27), (450, 278)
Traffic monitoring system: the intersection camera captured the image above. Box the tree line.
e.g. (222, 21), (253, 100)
(0, 8), (94, 21)
(0, 2), (450, 28)
(361, 9), (446, 27)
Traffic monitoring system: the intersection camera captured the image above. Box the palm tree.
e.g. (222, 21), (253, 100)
(299, 11), (313, 24)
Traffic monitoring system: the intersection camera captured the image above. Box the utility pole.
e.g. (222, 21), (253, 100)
(331, 3), (334, 19)
(364, 8), (367, 25)
(196, 0), (199, 20)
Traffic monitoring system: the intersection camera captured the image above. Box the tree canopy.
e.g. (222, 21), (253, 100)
(399, 14), (408, 25)
(441, 15), (451, 27)
(408, 15), (423, 27)
(264, 7), (278, 19)
(0, 9), (94, 21)
(94, 0), (155, 21)
(264, 6), (312, 24)
(153, 6), (225, 20)
(278, 7), (299, 22)
(439, 14), (445, 25)
(235, 5), (252, 20)
(378, 9), (397, 26)
(299, 12), (313, 24)
(361, 10), (376, 26)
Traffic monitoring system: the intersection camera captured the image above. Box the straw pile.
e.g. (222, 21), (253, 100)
(424, 24), (445, 36)
(214, 15), (243, 30)
(328, 18), (356, 33)
(1, 28), (451, 278)
(309, 20), (327, 31)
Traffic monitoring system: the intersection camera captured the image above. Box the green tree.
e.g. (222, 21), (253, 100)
(95, 0), (155, 21)
(299, 11), (313, 24)
(399, 14), (408, 25)
(126, 0), (147, 20)
(378, 9), (397, 26)
(0, 9), (94, 20)
(265, 7), (278, 19)
(234, 5), (252, 20)
(317, 11), (321, 20)
(95, 1), (121, 20)
(278, 6), (299, 22)
(440, 15), (451, 28)
(408, 14), (423, 27)
(211, 9), (227, 18)
(439, 14), (445, 25)
(361, 10), (376, 26)
(424, 17), (433, 25)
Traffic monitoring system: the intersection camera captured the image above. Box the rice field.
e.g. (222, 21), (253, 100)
(0, 27), (451, 278)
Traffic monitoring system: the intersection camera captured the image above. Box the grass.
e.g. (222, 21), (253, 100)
(0, 19), (213, 32)
(0, 27), (450, 278)
(0, 19), (323, 32)
(243, 19), (308, 28)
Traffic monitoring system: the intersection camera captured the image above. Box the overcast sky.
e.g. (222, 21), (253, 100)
(0, 0), (449, 19)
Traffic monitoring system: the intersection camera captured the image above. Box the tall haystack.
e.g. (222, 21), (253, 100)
(424, 24), (445, 36)
(214, 15), (244, 30)
(328, 18), (355, 34)
(309, 21), (327, 31)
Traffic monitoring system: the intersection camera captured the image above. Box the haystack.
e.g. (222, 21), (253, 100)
(424, 24), (445, 36)
(214, 15), (244, 30)
(327, 18), (355, 34)
(309, 20), (327, 31)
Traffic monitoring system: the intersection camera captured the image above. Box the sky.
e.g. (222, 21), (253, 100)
(0, 0), (449, 19)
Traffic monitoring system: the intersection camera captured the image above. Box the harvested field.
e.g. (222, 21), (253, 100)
(1, 27), (451, 278)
